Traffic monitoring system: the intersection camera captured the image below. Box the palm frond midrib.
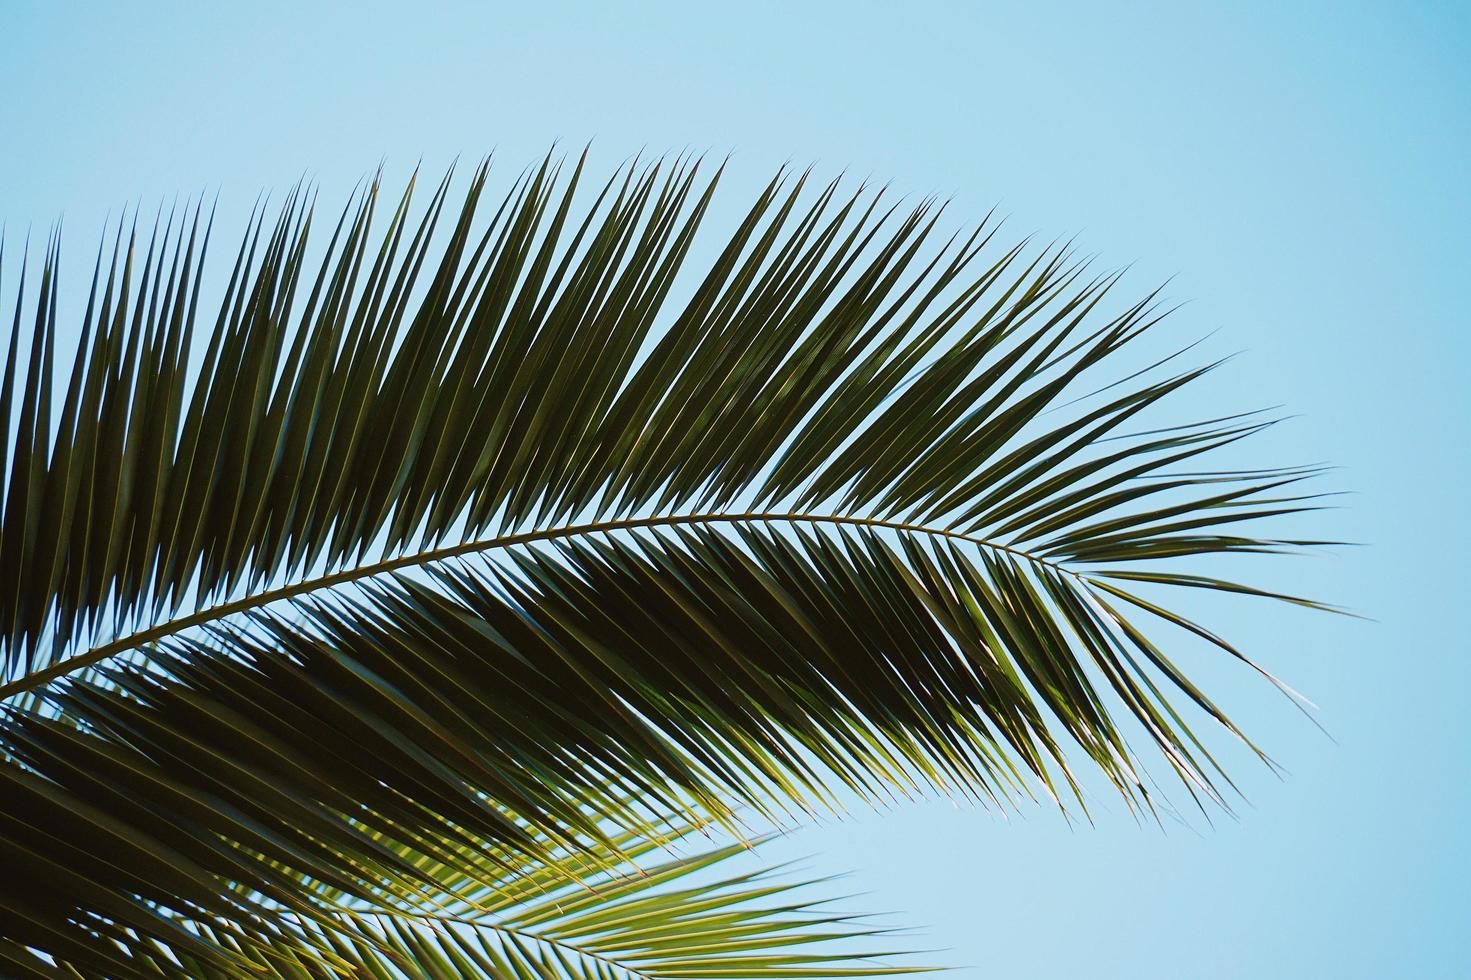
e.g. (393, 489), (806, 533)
(0, 507), (1079, 700)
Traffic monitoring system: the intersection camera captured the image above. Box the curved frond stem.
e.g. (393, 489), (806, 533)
(0, 510), (1079, 701)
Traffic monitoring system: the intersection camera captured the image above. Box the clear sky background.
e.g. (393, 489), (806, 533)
(2, 2), (1467, 976)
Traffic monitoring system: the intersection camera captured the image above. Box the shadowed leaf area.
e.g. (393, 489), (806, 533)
(0, 151), (1335, 977)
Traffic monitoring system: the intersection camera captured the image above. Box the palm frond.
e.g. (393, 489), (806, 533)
(0, 809), (926, 978)
(0, 150), (1337, 974)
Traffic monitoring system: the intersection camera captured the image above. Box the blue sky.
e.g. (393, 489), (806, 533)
(3, 1), (1467, 975)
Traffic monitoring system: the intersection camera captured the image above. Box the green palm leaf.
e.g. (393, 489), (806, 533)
(0, 809), (927, 979)
(0, 150), (1336, 974)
